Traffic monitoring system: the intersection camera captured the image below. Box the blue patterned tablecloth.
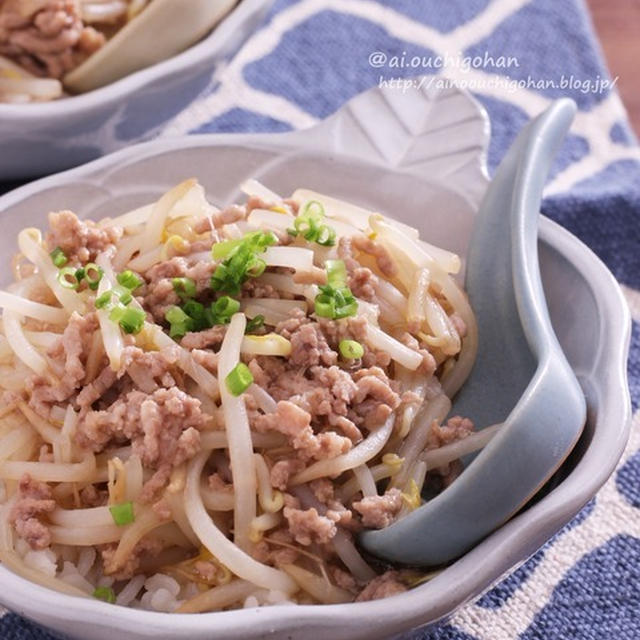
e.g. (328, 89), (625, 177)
(4, 0), (640, 638)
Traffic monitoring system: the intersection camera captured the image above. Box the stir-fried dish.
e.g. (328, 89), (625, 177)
(0, 179), (490, 611)
(0, 0), (235, 102)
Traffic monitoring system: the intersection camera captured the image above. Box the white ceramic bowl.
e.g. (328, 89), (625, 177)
(0, 0), (272, 181)
(0, 85), (631, 639)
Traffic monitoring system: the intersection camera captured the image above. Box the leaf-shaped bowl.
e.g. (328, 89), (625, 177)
(0, 0), (273, 181)
(0, 83), (630, 640)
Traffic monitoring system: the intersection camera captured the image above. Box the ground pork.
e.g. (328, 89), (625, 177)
(28, 311), (99, 416)
(316, 316), (368, 348)
(77, 387), (205, 501)
(79, 484), (108, 508)
(193, 205), (247, 233)
(191, 349), (218, 372)
(398, 332), (437, 376)
(101, 536), (164, 579)
(288, 322), (337, 368)
(180, 325), (227, 351)
(426, 416), (474, 450)
(9, 474), (55, 550)
(253, 401), (351, 461)
(270, 458), (305, 490)
(118, 346), (178, 393)
(356, 570), (407, 602)
(0, 0), (105, 78)
(351, 235), (397, 278)
(350, 367), (401, 429)
(330, 565), (358, 593)
(283, 503), (338, 546)
(337, 237), (378, 301)
(75, 366), (117, 410)
(252, 528), (299, 566)
(46, 211), (122, 263)
(275, 307), (311, 339)
(241, 280), (284, 299)
(353, 488), (403, 529)
(248, 359), (363, 441)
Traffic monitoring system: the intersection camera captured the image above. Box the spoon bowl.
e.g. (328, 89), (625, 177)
(360, 98), (587, 566)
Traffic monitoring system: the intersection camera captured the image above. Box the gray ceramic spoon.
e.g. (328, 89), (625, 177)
(360, 99), (586, 567)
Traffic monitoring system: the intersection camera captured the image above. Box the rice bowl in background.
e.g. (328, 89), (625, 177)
(0, 0), (274, 181)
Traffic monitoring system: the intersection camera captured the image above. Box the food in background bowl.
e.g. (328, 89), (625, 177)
(0, 177), (488, 611)
(0, 0), (237, 103)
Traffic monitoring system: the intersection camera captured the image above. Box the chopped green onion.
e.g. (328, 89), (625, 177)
(211, 237), (243, 261)
(84, 263), (104, 291)
(314, 262), (358, 320)
(92, 586), (116, 604)
(225, 362), (254, 396)
(113, 285), (132, 306)
(57, 266), (80, 290)
(109, 501), (135, 526)
(339, 339), (364, 359)
(116, 270), (143, 291)
(245, 315), (265, 333)
(316, 225), (336, 246)
(301, 200), (325, 218)
(50, 247), (67, 268)
(314, 295), (335, 318)
(172, 277), (197, 301)
(95, 291), (112, 309)
(210, 231), (277, 295)
(326, 260), (347, 288)
(212, 296), (240, 322)
(287, 201), (336, 246)
(75, 267), (85, 282)
(165, 305), (193, 338)
(111, 307), (145, 335)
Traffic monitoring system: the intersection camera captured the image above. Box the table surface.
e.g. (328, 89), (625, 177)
(586, 0), (640, 135)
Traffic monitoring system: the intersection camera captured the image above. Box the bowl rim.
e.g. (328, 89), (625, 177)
(0, 87), (631, 638)
(0, 0), (270, 120)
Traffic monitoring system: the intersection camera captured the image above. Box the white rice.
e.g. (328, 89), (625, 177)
(141, 573), (183, 612)
(116, 574), (146, 606)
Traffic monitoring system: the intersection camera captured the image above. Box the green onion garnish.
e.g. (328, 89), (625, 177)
(172, 277), (197, 301)
(210, 231), (277, 295)
(212, 296), (240, 322)
(84, 263), (104, 291)
(245, 314), (265, 333)
(314, 261), (358, 319)
(326, 259), (347, 288)
(225, 362), (254, 396)
(112, 285), (133, 306)
(50, 247), (67, 268)
(287, 201), (336, 246)
(92, 586), (116, 604)
(95, 291), (112, 309)
(339, 339), (364, 359)
(116, 270), (143, 291)
(109, 501), (135, 526)
(57, 266), (80, 290)
(165, 305), (194, 338)
(316, 225), (336, 246)
(110, 306), (145, 334)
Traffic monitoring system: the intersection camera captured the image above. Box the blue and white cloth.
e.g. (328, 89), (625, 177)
(4, 0), (640, 637)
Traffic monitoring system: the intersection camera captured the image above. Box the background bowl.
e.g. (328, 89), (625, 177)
(0, 84), (630, 639)
(0, 0), (273, 182)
